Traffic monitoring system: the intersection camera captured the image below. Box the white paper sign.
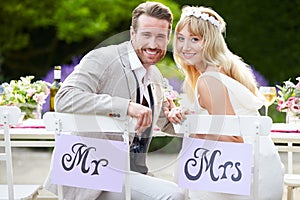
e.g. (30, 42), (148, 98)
(178, 138), (252, 196)
(51, 134), (127, 192)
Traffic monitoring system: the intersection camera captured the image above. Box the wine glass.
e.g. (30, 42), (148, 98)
(259, 86), (277, 116)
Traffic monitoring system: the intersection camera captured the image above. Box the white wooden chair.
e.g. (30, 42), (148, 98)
(284, 174), (300, 200)
(174, 115), (274, 200)
(43, 112), (136, 200)
(271, 123), (300, 199)
(0, 106), (41, 200)
(281, 140), (300, 200)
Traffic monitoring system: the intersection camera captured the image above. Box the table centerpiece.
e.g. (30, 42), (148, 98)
(0, 76), (50, 120)
(275, 77), (300, 123)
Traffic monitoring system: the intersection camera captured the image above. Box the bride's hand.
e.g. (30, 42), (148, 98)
(165, 109), (191, 126)
(165, 107), (186, 124)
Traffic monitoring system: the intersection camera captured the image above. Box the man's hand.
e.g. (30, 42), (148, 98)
(127, 101), (152, 134)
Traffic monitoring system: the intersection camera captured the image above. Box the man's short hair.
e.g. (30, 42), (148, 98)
(131, 1), (173, 34)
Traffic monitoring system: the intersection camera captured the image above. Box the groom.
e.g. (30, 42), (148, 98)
(44, 2), (182, 199)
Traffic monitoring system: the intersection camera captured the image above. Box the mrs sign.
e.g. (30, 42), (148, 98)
(178, 137), (252, 195)
(174, 115), (272, 198)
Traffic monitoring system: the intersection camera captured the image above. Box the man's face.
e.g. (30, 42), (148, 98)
(131, 14), (170, 69)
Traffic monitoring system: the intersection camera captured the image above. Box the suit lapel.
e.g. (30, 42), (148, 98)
(149, 71), (164, 124)
(117, 42), (138, 103)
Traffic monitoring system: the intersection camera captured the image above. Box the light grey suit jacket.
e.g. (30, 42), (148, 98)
(44, 41), (173, 199)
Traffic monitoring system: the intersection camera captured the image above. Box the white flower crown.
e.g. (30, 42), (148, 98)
(181, 7), (222, 32)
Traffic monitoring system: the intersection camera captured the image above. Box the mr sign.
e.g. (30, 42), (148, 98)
(51, 134), (127, 192)
(178, 138), (252, 196)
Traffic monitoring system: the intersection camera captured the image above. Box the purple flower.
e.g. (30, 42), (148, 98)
(168, 77), (183, 93)
(250, 66), (269, 86)
(43, 56), (81, 83)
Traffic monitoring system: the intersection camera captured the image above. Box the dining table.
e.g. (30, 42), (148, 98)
(0, 119), (55, 148)
(271, 123), (300, 174)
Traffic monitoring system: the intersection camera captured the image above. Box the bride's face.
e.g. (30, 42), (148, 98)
(175, 25), (204, 68)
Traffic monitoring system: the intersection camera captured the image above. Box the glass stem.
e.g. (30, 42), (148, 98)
(265, 105), (268, 116)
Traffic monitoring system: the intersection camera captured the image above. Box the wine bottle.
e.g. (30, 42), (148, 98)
(50, 66), (61, 111)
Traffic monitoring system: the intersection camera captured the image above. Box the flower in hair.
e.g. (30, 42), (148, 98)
(181, 7), (222, 32)
(200, 13), (209, 20)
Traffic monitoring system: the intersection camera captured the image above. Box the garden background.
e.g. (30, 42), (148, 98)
(1, 0), (299, 152)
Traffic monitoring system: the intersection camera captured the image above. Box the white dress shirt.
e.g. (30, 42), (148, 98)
(128, 43), (152, 106)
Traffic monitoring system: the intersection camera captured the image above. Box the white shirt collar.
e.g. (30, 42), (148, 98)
(128, 42), (153, 104)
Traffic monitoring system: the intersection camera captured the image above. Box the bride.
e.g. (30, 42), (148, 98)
(165, 5), (284, 200)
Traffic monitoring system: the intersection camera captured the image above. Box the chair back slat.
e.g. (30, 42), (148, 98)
(43, 112), (136, 133)
(0, 106), (21, 125)
(174, 115), (271, 136)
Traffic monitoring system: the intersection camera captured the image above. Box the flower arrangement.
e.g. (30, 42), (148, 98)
(0, 76), (50, 119)
(275, 77), (300, 117)
(162, 78), (181, 107)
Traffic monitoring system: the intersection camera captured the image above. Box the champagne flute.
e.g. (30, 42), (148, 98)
(259, 86), (277, 116)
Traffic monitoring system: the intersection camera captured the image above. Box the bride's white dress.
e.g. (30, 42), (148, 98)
(188, 71), (284, 200)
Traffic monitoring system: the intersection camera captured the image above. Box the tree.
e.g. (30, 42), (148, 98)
(0, 0), (180, 81)
(2, 0), (298, 85)
(174, 0), (300, 84)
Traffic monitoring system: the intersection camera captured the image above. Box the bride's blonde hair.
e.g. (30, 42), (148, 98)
(173, 6), (259, 100)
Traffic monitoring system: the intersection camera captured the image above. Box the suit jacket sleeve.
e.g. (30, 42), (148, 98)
(54, 46), (130, 119)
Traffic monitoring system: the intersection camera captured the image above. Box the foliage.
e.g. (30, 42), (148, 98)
(0, 0), (181, 82)
(0, 0), (299, 127)
(157, 57), (184, 79)
(0, 0), (133, 81)
(275, 77), (300, 115)
(149, 136), (182, 153)
(174, 0), (300, 84)
(0, 76), (50, 119)
(0, 0), (134, 51)
(262, 104), (285, 123)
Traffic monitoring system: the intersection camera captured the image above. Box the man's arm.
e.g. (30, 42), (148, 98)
(55, 50), (129, 119)
(55, 49), (153, 132)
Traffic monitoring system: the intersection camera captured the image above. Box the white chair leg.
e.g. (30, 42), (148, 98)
(58, 185), (63, 200)
(286, 185), (293, 200)
(183, 188), (189, 200)
(125, 146), (131, 200)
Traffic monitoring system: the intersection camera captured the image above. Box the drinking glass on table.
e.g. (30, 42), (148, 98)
(259, 86), (277, 116)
